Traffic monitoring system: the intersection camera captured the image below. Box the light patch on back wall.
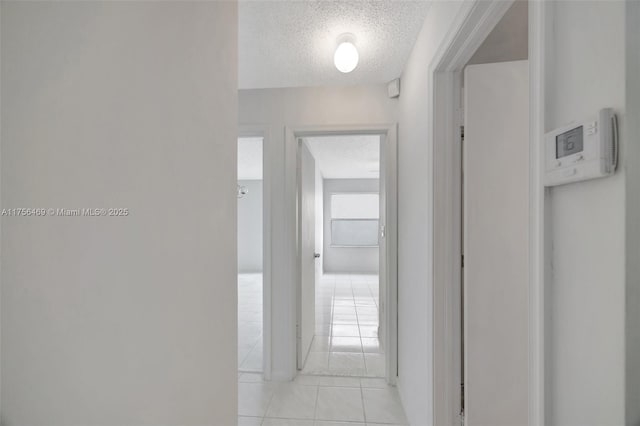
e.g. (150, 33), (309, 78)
(238, 137), (263, 180)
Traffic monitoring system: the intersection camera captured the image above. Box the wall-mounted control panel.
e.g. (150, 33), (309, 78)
(544, 108), (618, 187)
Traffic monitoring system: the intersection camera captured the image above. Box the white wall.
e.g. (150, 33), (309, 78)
(239, 85), (397, 380)
(0, 2), (237, 424)
(545, 2), (626, 424)
(396, 2), (464, 424)
(626, 1), (640, 422)
(238, 180), (263, 273)
(323, 179), (379, 274)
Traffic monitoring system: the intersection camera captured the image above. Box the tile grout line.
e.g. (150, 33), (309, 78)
(312, 382), (321, 423)
(359, 377), (368, 424)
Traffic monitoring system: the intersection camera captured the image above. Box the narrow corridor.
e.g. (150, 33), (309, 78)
(238, 372), (408, 425)
(303, 274), (384, 377)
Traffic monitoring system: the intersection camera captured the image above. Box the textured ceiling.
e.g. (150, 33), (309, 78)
(305, 135), (380, 179)
(238, 137), (263, 180)
(239, 0), (432, 89)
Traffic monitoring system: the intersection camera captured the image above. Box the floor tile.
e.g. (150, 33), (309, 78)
(300, 274), (385, 377)
(238, 382), (276, 417)
(239, 342), (255, 363)
(329, 352), (366, 375)
(316, 422), (365, 426)
(359, 378), (387, 388)
(237, 416), (262, 426)
(356, 315), (379, 325)
(358, 325), (378, 338)
(366, 424), (407, 426)
(302, 351), (330, 374)
(318, 376), (361, 387)
(332, 314), (359, 325)
(331, 337), (362, 353)
(364, 353), (385, 377)
(263, 419), (314, 426)
(238, 274), (263, 374)
(361, 338), (382, 353)
(311, 336), (331, 352)
(333, 306), (357, 315)
(241, 345), (264, 371)
(295, 374), (322, 386)
(362, 388), (408, 425)
(331, 324), (360, 337)
(315, 386), (365, 422)
(266, 383), (318, 419)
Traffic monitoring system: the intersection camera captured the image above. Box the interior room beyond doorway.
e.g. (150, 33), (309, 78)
(238, 136), (264, 373)
(299, 134), (384, 377)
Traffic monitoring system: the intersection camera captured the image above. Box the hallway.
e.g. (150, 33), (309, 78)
(303, 274), (384, 377)
(238, 372), (408, 425)
(238, 272), (406, 424)
(238, 273), (384, 376)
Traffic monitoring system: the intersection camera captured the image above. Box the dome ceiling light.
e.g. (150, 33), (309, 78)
(334, 33), (359, 73)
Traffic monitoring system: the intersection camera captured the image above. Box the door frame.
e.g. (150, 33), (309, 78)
(430, 1), (545, 425)
(238, 125), (273, 380)
(285, 124), (399, 384)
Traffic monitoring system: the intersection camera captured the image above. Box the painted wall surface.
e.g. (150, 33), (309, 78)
(626, 1), (640, 422)
(239, 85), (397, 380)
(323, 179), (379, 274)
(545, 2), (626, 424)
(0, 2), (238, 424)
(238, 180), (263, 273)
(396, 1), (464, 424)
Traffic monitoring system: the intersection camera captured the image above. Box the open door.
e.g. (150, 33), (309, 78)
(297, 140), (316, 369)
(378, 136), (387, 348)
(463, 60), (529, 425)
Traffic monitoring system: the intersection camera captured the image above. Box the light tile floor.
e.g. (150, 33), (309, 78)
(238, 273), (384, 377)
(304, 274), (384, 377)
(238, 372), (408, 426)
(239, 273), (263, 372)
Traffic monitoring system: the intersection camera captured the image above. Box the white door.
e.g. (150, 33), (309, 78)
(297, 141), (316, 368)
(378, 136), (387, 347)
(463, 60), (529, 425)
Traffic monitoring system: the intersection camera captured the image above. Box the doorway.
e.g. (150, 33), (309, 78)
(431, 1), (541, 424)
(298, 135), (384, 378)
(286, 126), (398, 383)
(237, 136), (265, 373)
(460, 3), (530, 423)
(462, 59), (530, 424)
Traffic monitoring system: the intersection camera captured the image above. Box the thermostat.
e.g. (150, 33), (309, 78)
(544, 108), (618, 186)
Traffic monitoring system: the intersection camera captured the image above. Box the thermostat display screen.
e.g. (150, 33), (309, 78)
(556, 126), (583, 158)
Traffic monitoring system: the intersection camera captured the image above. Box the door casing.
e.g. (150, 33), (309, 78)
(430, 1), (546, 425)
(286, 124), (398, 384)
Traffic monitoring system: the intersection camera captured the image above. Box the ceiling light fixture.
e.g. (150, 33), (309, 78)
(334, 33), (359, 73)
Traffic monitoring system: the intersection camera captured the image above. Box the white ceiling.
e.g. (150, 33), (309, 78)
(305, 135), (380, 179)
(238, 137), (263, 180)
(239, 0), (432, 89)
